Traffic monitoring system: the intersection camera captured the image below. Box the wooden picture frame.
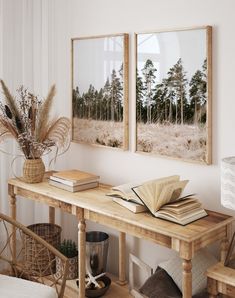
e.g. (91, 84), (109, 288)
(71, 33), (129, 150)
(135, 26), (212, 164)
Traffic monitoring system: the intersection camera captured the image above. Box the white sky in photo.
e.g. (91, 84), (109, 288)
(137, 28), (207, 84)
(73, 36), (124, 94)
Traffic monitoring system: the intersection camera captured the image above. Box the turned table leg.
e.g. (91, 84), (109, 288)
(78, 210), (86, 298)
(207, 277), (218, 297)
(182, 259), (192, 298)
(9, 185), (16, 262)
(49, 206), (55, 224)
(221, 237), (229, 263)
(118, 231), (127, 285)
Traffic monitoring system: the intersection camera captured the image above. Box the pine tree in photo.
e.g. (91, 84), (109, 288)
(136, 70), (145, 122)
(167, 58), (188, 125)
(141, 59), (157, 123)
(153, 82), (168, 123)
(86, 84), (95, 119)
(117, 64), (124, 121)
(93, 90), (99, 120)
(103, 78), (111, 121)
(72, 86), (80, 117)
(189, 66), (207, 124)
(97, 88), (103, 121)
(110, 69), (122, 121)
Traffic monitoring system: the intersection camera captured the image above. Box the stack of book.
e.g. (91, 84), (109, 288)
(49, 169), (100, 192)
(107, 175), (207, 225)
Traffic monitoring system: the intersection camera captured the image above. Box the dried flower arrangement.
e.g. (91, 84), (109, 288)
(0, 80), (71, 183)
(0, 80), (71, 160)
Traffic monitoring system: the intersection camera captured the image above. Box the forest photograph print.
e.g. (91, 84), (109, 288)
(72, 34), (129, 149)
(136, 27), (212, 164)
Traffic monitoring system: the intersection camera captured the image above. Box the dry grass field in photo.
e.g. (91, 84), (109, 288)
(73, 118), (124, 148)
(137, 123), (207, 162)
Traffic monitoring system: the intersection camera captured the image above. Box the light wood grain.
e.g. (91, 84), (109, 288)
(207, 262), (235, 297)
(118, 231), (127, 285)
(78, 210), (86, 298)
(49, 206), (55, 224)
(9, 179), (233, 243)
(182, 259), (192, 298)
(8, 178), (234, 298)
(8, 184), (16, 264)
(206, 25), (212, 164)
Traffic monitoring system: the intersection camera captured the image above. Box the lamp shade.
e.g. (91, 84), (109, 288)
(221, 156), (235, 210)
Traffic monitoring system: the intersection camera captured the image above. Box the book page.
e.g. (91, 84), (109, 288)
(132, 176), (180, 213)
(108, 180), (146, 204)
(155, 208), (207, 222)
(155, 180), (189, 212)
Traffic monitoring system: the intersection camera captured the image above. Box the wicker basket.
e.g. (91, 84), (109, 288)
(23, 158), (45, 183)
(25, 223), (62, 276)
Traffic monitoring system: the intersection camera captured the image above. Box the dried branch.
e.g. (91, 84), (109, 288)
(43, 117), (71, 147)
(0, 80), (23, 132)
(36, 85), (56, 142)
(0, 117), (18, 139)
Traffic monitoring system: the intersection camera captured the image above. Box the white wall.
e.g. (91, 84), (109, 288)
(62, 0), (235, 278)
(2, 0), (235, 282)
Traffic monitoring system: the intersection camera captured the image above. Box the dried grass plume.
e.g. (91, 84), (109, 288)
(0, 80), (71, 159)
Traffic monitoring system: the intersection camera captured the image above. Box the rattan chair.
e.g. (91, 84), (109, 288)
(0, 212), (69, 298)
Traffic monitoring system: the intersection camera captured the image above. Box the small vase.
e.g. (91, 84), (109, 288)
(56, 255), (78, 280)
(23, 158), (45, 183)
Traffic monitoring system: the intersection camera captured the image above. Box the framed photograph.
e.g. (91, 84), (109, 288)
(135, 26), (212, 164)
(71, 33), (129, 149)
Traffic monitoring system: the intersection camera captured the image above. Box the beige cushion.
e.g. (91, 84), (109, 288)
(158, 249), (218, 296)
(0, 274), (57, 298)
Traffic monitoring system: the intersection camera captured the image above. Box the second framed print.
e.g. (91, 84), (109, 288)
(72, 33), (129, 150)
(135, 26), (212, 164)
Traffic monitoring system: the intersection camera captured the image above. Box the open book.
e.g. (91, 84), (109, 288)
(107, 176), (187, 213)
(107, 180), (145, 205)
(132, 176), (207, 225)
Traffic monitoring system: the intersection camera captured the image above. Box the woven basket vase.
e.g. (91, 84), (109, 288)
(23, 158), (45, 183)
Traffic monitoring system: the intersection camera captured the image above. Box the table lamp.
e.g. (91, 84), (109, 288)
(221, 156), (235, 266)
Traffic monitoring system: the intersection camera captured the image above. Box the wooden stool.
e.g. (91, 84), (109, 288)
(207, 262), (235, 297)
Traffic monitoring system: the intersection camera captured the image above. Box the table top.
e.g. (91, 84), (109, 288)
(9, 178), (234, 243)
(207, 262), (235, 287)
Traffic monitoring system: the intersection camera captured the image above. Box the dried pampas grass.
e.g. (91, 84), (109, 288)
(0, 80), (71, 159)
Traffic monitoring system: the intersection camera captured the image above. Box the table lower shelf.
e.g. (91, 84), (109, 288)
(64, 274), (132, 298)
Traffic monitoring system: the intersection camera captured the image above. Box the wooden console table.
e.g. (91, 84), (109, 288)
(8, 178), (234, 298)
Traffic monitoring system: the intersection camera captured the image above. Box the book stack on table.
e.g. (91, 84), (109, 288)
(49, 169), (100, 192)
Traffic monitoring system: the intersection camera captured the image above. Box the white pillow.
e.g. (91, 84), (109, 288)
(158, 249), (218, 296)
(0, 274), (57, 298)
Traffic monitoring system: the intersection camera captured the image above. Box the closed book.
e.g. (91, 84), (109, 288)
(112, 197), (147, 214)
(50, 175), (99, 186)
(49, 179), (99, 192)
(51, 169), (100, 186)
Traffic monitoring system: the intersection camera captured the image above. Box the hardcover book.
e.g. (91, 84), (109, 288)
(50, 169), (100, 186)
(112, 197), (148, 213)
(49, 180), (99, 192)
(132, 176), (207, 225)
